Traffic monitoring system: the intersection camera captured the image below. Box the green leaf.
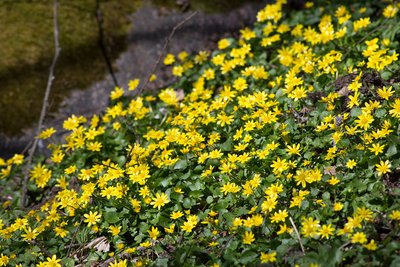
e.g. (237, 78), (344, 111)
(226, 240), (239, 252)
(375, 108), (387, 118)
(161, 177), (172, 187)
(322, 192), (330, 201)
(381, 71), (392, 80)
(174, 159), (188, 170)
(62, 258), (75, 267)
(183, 198), (195, 209)
(350, 107), (362, 117)
(104, 209), (120, 224)
(222, 211), (234, 223)
(239, 250), (258, 264)
(154, 258), (169, 266)
(181, 171), (192, 180)
(220, 137), (232, 151)
(188, 180), (204, 191)
(386, 144), (397, 157)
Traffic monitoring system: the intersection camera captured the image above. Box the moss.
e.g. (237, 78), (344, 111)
(0, 0), (140, 136)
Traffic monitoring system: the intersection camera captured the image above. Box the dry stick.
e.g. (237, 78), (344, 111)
(95, 0), (119, 87)
(20, 0), (61, 208)
(136, 11), (198, 96)
(289, 216), (305, 255)
(125, 11), (197, 166)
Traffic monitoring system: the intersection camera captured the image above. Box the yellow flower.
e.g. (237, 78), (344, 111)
(149, 74), (157, 82)
(353, 17), (371, 32)
(377, 86), (394, 100)
(128, 78), (140, 91)
(383, 5), (398, 18)
(140, 241), (152, 248)
(164, 53), (175, 65)
(270, 210), (288, 223)
(327, 176), (340, 185)
(389, 210), (400, 220)
(178, 51), (188, 61)
(172, 65), (184, 76)
(10, 154), (24, 165)
(355, 112), (374, 130)
(159, 88), (179, 106)
(375, 160), (391, 176)
(44, 255), (62, 267)
(351, 232), (367, 244)
(0, 254), (9, 266)
(242, 231), (255, 244)
(240, 27), (256, 40)
(170, 211), (184, 220)
(209, 149), (223, 159)
(54, 226), (69, 238)
(368, 143), (385, 155)
(38, 127), (56, 139)
(363, 240), (378, 251)
(87, 141), (102, 152)
(164, 224), (175, 234)
(355, 207), (373, 221)
(346, 159), (357, 169)
(151, 192), (170, 210)
(110, 86), (124, 100)
(277, 224), (292, 235)
(286, 144), (301, 156)
(220, 182), (241, 195)
(233, 77), (248, 91)
(21, 227), (38, 241)
(208, 241), (218, 247)
(63, 115), (84, 130)
(181, 216), (198, 233)
(301, 217), (320, 238)
(305, 2), (313, 8)
(148, 226), (160, 240)
(218, 38), (231, 50)
(319, 224), (335, 239)
(109, 259), (127, 267)
(271, 157), (289, 175)
(203, 68), (215, 80)
(109, 225), (121, 236)
(83, 211), (101, 227)
(389, 98), (400, 118)
(260, 251), (277, 263)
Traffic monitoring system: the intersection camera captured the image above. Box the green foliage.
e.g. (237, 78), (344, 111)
(1, 1), (400, 266)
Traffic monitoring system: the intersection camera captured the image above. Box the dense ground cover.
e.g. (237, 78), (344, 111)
(1, 1), (400, 266)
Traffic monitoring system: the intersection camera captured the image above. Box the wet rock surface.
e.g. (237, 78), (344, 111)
(0, 0), (268, 158)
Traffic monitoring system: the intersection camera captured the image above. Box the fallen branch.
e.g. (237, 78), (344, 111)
(95, 0), (119, 87)
(289, 216), (305, 255)
(20, 0), (61, 207)
(137, 11), (198, 95)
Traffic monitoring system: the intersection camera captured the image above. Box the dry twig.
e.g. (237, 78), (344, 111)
(137, 11), (198, 95)
(20, 0), (61, 207)
(95, 0), (119, 87)
(289, 216), (305, 255)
